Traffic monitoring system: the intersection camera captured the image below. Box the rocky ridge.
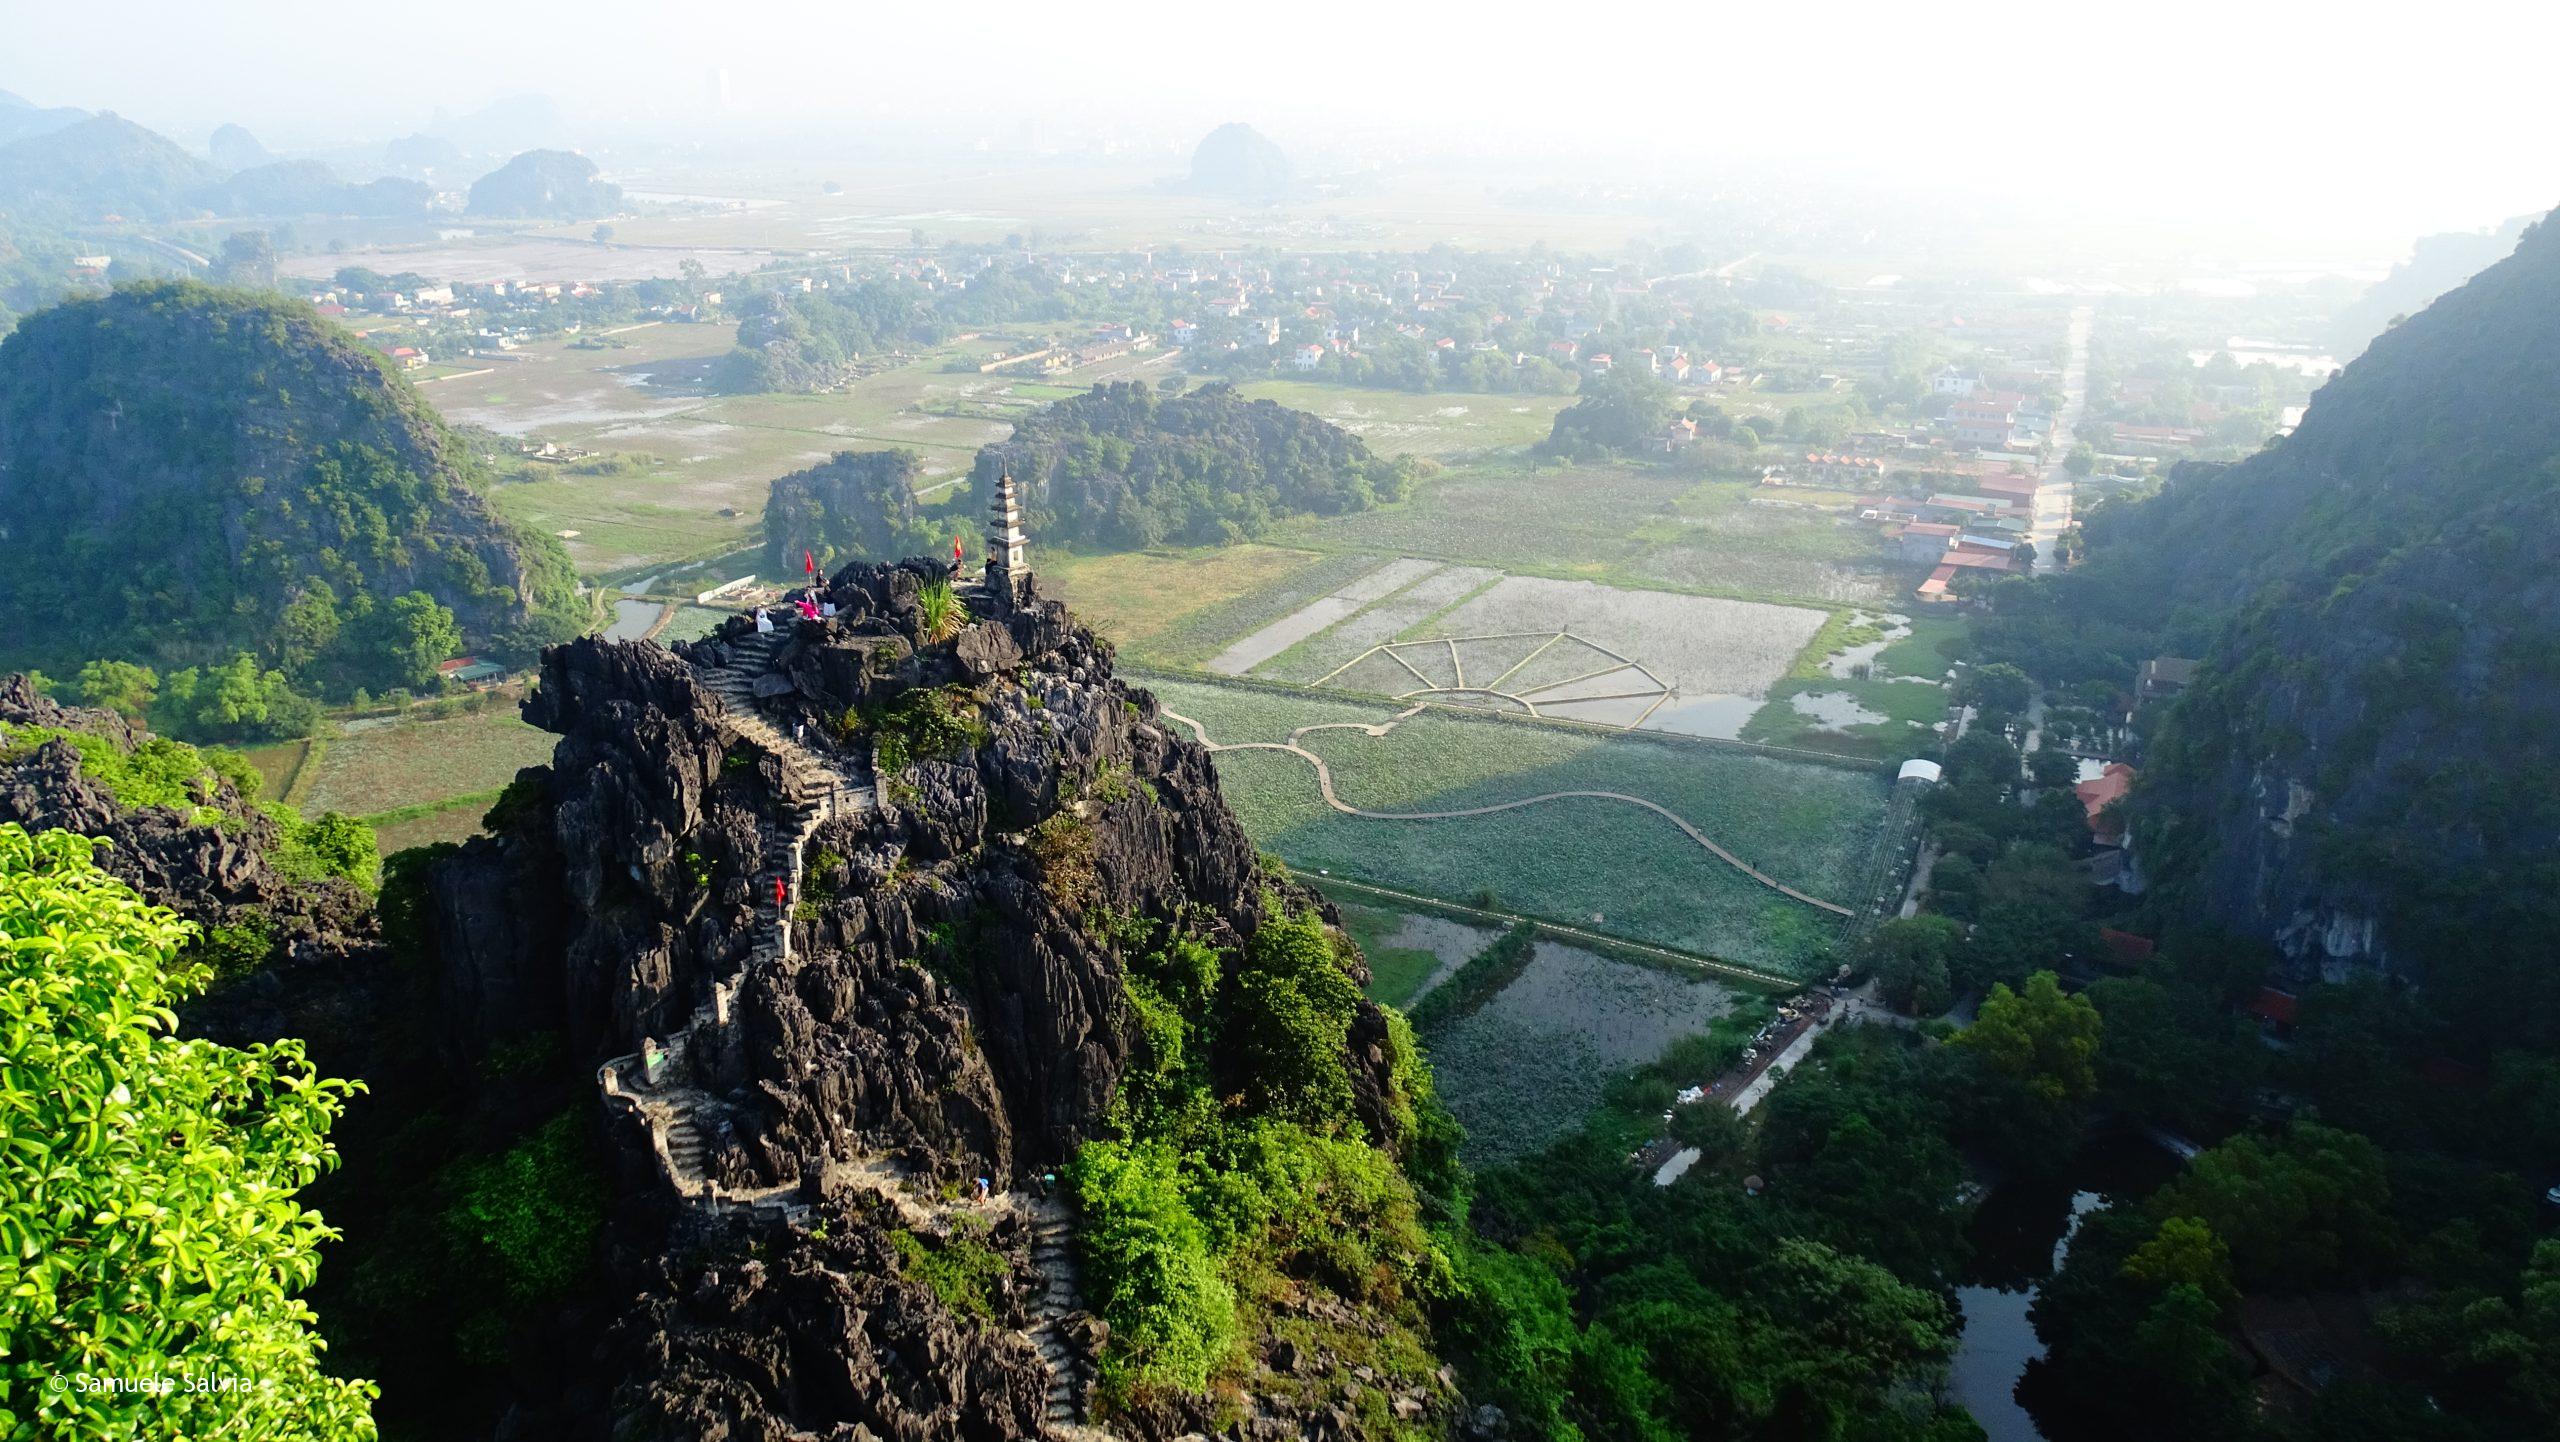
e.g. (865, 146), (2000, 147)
(431, 558), (1415, 1440)
(0, 673), (382, 1051)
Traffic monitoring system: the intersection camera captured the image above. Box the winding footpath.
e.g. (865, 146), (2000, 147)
(595, 629), (1110, 1438)
(1158, 706), (1853, 917)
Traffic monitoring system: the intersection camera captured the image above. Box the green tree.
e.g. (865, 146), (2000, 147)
(365, 591), (462, 691)
(2127, 1283), (2252, 1435)
(1225, 902), (1361, 1127)
(1860, 915), (1962, 1014)
(0, 824), (375, 1438)
(2148, 1123), (2396, 1290)
(1955, 971), (2102, 1106)
(1942, 730), (2021, 789)
(1545, 364), (1676, 454)
(73, 658), (158, 717)
(276, 583), (345, 677)
(2026, 746), (2080, 789)
(1068, 1139), (1236, 1395)
(210, 229), (277, 288)
(2119, 1216), (2239, 1312)
(1955, 662), (2033, 721)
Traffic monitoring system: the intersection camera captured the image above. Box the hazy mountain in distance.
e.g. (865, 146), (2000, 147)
(1185, 121), (1292, 199)
(0, 89), (88, 147)
(196, 160), (431, 218)
(466, 148), (621, 219)
(430, 93), (570, 157)
(2329, 209), (2541, 359)
(382, 132), (465, 179)
(0, 112), (217, 219)
(208, 122), (275, 173)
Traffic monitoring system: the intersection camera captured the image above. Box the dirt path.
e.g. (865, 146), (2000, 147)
(1159, 706), (1852, 917)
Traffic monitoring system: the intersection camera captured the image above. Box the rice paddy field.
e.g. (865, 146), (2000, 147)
(1738, 612), (1970, 758)
(301, 709), (556, 849)
(1035, 545), (1336, 658)
(1264, 461), (1908, 606)
(1087, 551), (1400, 670)
(1177, 549), (1831, 738)
(442, 326), (1051, 572)
(1334, 901), (1502, 1008)
(1142, 676), (1893, 977)
(1423, 941), (1741, 1164)
(1230, 381), (1571, 457)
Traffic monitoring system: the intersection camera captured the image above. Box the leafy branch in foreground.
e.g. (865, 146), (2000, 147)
(0, 823), (376, 1440)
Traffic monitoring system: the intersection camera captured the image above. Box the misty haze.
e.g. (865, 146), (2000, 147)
(0, 5), (2555, 1441)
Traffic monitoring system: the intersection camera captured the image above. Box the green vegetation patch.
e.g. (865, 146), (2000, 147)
(304, 709), (556, 819)
(0, 723), (233, 824)
(1143, 676), (1891, 976)
(890, 1227), (1010, 1324)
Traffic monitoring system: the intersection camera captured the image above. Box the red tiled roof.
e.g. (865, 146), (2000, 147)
(2248, 988), (2299, 1026)
(2100, 929), (2157, 966)
(2074, 763), (2135, 816)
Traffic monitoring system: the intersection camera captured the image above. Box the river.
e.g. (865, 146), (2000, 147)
(1947, 1131), (2182, 1441)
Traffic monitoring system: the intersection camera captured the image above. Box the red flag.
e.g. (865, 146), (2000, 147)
(953, 536), (964, 563)
(802, 549), (816, 576)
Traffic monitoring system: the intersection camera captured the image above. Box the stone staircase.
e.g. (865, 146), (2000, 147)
(1024, 1199), (1097, 1430)
(596, 623), (1111, 1436)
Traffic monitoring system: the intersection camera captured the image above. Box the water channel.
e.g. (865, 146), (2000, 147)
(1947, 1130), (2183, 1441)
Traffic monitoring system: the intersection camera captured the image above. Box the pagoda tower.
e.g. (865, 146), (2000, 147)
(986, 470), (1028, 591)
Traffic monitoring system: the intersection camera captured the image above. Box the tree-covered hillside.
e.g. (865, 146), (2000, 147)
(718, 279), (945, 392)
(0, 282), (585, 695)
(974, 381), (1414, 548)
(761, 449), (944, 575)
(1971, 208), (2560, 1037)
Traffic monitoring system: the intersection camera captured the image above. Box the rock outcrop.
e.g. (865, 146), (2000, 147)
(0, 674), (384, 1058)
(431, 559), (1423, 1440)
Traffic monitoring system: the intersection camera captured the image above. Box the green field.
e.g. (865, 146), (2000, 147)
(1263, 461), (1906, 607)
(1036, 545), (1333, 657)
(303, 710), (555, 827)
(1424, 941), (1740, 1163)
(1087, 551), (1395, 669)
(1740, 613), (1970, 756)
(444, 325), (1031, 572)
(1334, 901), (1450, 1007)
(1142, 676), (1892, 977)
(1231, 381), (1569, 457)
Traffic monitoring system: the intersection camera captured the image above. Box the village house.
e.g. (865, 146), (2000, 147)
(2138, 656), (2199, 703)
(1790, 453), (1891, 487)
(1292, 342), (1326, 371)
(2074, 763), (2137, 845)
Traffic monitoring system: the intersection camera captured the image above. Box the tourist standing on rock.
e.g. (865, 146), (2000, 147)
(773, 877), (786, 909)
(753, 607), (774, 634)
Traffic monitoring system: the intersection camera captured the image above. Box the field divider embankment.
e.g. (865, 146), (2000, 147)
(1303, 875), (1803, 993)
(1128, 665), (1896, 774)
(1156, 706), (1855, 919)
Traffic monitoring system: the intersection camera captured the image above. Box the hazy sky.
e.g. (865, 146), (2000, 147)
(4, 0), (2551, 247)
